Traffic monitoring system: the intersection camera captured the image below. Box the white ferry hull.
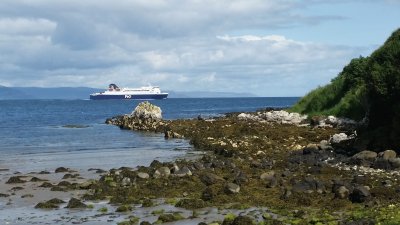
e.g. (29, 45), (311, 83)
(90, 93), (168, 100)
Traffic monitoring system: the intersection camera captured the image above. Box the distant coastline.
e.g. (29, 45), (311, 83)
(0, 85), (259, 100)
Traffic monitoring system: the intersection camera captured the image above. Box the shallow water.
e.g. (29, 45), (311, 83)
(0, 98), (298, 224)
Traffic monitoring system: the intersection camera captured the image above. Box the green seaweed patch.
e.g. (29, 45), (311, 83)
(175, 198), (207, 209)
(116, 204), (133, 212)
(156, 212), (185, 223)
(98, 207), (108, 213)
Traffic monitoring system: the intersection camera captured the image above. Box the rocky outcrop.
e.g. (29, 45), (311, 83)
(131, 101), (162, 120)
(238, 110), (307, 125)
(106, 101), (166, 131)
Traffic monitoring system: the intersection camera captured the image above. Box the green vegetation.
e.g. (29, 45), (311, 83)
(292, 28), (400, 150)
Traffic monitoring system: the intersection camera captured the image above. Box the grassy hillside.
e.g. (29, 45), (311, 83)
(291, 28), (400, 150)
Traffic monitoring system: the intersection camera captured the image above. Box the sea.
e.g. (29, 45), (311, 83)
(0, 97), (299, 224)
(0, 98), (299, 172)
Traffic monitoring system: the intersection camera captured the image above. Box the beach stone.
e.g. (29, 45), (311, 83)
(334, 186), (350, 199)
(231, 216), (254, 225)
(55, 167), (69, 173)
(38, 170), (50, 174)
(30, 177), (47, 182)
(153, 167), (171, 178)
(389, 158), (400, 169)
(260, 171), (278, 188)
(292, 177), (325, 194)
(233, 171), (249, 185)
(303, 144), (319, 154)
(79, 180), (96, 189)
(260, 171), (277, 188)
(373, 158), (392, 170)
(35, 202), (59, 209)
(0, 193), (10, 197)
(192, 162), (205, 170)
(140, 222), (151, 225)
(349, 186), (371, 203)
(378, 150), (397, 160)
(225, 182), (240, 194)
(201, 186), (218, 201)
(330, 133), (350, 144)
(174, 166), (192, 177)
(351, 150), (377, 166)
(47, 198), (66, 204)
(39, 182), (54, 188)
(57, 181), (72, 187)
(281, 188), (292, 199)
(200, 173), (224, 186)
(137, 172), (150, 179)
(175, 198), (206, 209)
(62, 173), (79, 179)
(11, 186), (24, 191)
(319, 140), (333, 151)
(121, 177), (131, 186)
(65, 198), (87, 208)
(21, 194), (34, 198)
(6, 176), (26, 184)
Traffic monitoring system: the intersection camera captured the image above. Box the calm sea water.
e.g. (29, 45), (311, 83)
(0, 98), (298, 172)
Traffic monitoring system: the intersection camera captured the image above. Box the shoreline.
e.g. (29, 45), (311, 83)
(3, 103), (400, 224)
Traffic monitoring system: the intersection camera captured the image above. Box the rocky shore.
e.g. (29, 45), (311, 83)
(100, 102), (400, 224)
(4, 101), (400, 224)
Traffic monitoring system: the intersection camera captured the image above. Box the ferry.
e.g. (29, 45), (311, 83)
(90, 84), (168, 100)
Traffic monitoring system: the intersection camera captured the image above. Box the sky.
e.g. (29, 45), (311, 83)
(0, 0), (399, 96)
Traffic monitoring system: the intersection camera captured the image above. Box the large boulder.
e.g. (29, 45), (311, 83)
(132, 101), (162, 120)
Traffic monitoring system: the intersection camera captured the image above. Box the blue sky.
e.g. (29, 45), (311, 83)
(0, 0), (399, 96)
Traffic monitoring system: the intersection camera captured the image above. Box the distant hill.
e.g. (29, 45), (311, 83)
(0, 85), (31, 99)
(167, 90), (257, 98)
(291, 28), (400, 150)
(0, 86), (257, 99)
(12, 87), (103, 99)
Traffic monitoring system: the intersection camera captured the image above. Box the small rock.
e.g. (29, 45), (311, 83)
(192, 162), (205, 170)
(225, 183), (240, 194)
(200, 173), (224, 186)
(231, 216), (254, 225)
(39, 182), (54, 188)
(389, 158), (400, 169)
(260, 171), (278, 187)
(55, 167), (69, 173)
(137, 172), (150, 179)
(62, 173), (79, 179)
(174, 166), (192, 177)
(21, 194), (34, 198)
(303, 144), (319, 154)
(153, 167), (171, 178)
(233, 171), (249, 185)
(35, 202), (59, 209)
(65, 198), (87, 208)
(6, 176), (26, 184)
(47, 198), (66, 204)
(378, 150), (396, 160)
(330, 133), (350, 144)
(281, 188), (292, 199)
(352, 150), (377, 160)
(121, 177), (131, 186)
(334, 186), (350, 199)
(30, 177), (47, 182)
(349, 186), (371, 203)
(351, 150), (377, 166)
(0, 193), (10, 197)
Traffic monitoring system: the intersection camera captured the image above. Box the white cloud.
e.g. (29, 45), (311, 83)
(0, 0), (393, 96)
